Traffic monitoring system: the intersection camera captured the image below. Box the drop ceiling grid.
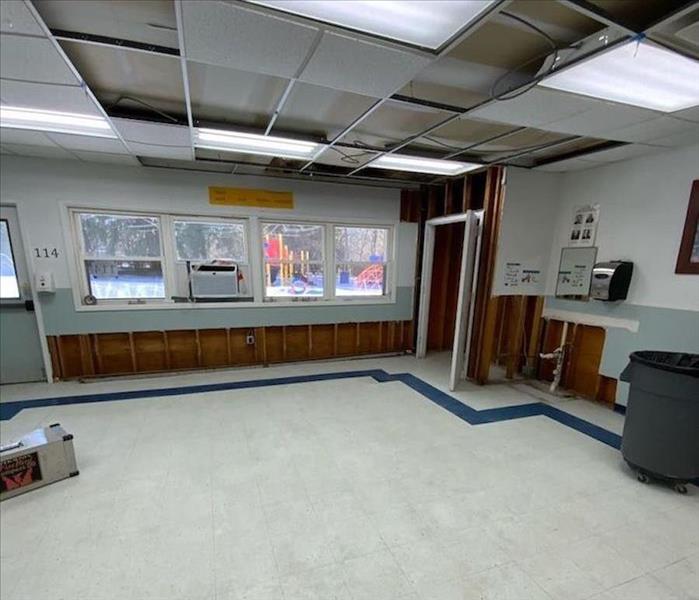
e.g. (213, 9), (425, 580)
(59, 41), (188, 117)
(271, 82), (378, 140)
(0, 0), (696, 175)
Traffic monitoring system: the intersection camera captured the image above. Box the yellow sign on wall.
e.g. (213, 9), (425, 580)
(208, 186), (294, 209)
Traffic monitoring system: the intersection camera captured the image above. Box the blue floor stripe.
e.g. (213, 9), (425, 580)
(1, 368), (624, 450)
(5, 369), (695, 486)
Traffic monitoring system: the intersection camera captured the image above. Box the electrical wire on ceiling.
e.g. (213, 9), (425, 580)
(422, 135), (465, 151)
(489, 11), (585, 102)
(112, 95), (179, 123)
(328, 145), (375, 164)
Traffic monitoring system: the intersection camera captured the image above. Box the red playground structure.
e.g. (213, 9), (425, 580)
(355, 264), (383, 289)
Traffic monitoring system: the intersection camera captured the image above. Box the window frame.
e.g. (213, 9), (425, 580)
(260, 219), (328, 302)
(66, 205), (397, 310)
(0, 218), (23, 303)
(331, 224), (392, 300)
(171, 215), (250, 265)
(72, 208), (169, 305)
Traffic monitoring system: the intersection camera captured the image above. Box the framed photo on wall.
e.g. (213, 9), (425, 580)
(675, 179), (699, 275)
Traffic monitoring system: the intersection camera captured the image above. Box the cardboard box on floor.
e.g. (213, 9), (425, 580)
(1, 424), (79, 501)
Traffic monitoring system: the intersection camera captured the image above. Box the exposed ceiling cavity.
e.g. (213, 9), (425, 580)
(0, 0), (696, 183)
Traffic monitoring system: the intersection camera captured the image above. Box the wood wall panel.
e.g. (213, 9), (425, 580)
(285, 325), (310, 361)
(230, 329), (257, 365)
(310, 325), (335, 359)
(97, 333), (133, 375)
(566, 324), (605, 399)
(167, 330), (199, 370)
(335, 323), (357, 356)
(199, 329), (229, 368)
(537, 318), (612, 402)
(264, 327), (284, 363)
(46, 320), (414, 381)
(56, 335), (82, 379)
(132, 331), (167, 373)
(358, 322), (381, 354)
(596, 375), (617, 406)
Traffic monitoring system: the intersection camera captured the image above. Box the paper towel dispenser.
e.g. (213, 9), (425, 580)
(590, 261), (633, 301)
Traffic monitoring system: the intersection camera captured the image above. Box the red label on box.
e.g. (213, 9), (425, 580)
(1, 452), (43, 492)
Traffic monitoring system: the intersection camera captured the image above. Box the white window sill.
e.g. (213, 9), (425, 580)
(73, 297), (396, 312)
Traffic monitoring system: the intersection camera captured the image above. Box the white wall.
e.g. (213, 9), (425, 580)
(0, 156), (412, 290)
(493, 168), (560, 296)
(545, 145), (699, 310)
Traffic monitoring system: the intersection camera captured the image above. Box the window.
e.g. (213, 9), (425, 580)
(69, 208), (396, 307)
(173, 219), (247, 263)
(262, 222), (324, 298)
(173, 219), (251, 297)
(334, 226), (389, 297)
(77, 212), (165, 300)
(0, 220), (20, 299)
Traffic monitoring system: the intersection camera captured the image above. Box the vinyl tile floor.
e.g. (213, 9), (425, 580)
(1, 354), (697, 600)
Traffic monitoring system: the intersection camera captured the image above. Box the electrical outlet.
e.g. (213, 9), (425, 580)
(246, 332), (255, 345)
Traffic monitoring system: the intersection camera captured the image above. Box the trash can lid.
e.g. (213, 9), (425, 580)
(629, 351), (699, 377)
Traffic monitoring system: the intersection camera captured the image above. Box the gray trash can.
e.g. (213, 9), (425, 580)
(620, 351), (699, 494)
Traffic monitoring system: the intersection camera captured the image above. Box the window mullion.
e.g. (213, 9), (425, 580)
(161, 214), (176, 302)
(73, 210), (91, 300)
(325, 224), (334, 301)
(249, 216), (264, 303)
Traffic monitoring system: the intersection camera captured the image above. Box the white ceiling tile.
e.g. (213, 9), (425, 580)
(112, 118), (191, 146)
(300, 32), (431, 98)
(670, 105), (699, 123)
(46, 133), (129, 153)
(468, 88), (596, 128)
(72, 151), (140, 166)
(1, 1), (44, 35)
(645, 128), (699, 148)
(0, 35), (78, 85)
(1, 142), (77, 159)
(125, 142), (194, 160)
(603, 116), (694, 145)
(543, 101), (658, 137)
(581, 144), (661, 163)
(0, 128), (57, 146)
(535, 157), (596, 172)
(0, 79), (102, 115)
(181, 1), (318, 78)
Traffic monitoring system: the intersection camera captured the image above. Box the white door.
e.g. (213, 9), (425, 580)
(449, 212), (481, 390)
(0, 206), (45, 383)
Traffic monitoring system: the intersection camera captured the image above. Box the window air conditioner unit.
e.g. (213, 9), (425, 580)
(190, 263), (240, 299)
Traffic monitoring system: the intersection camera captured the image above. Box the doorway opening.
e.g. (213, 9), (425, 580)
(0, 205), (46, 384)
(416, 211), (483, 390)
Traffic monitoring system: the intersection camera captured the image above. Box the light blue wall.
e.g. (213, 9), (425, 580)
(546, 297), (699, 405)
(0, 306), (45, 383)
(40, 287), (415, 335)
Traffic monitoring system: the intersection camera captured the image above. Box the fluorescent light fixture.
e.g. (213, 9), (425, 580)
(247, 0), (497, 50)
(539, 40), (699, 112)
(0, 106), (116, 138)
(372, 153), (480, 176)
(194, 128), (320, 159)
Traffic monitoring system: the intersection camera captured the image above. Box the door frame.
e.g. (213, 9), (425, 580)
(1, 203), (53, 383)
(415, 210), (483, 390)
